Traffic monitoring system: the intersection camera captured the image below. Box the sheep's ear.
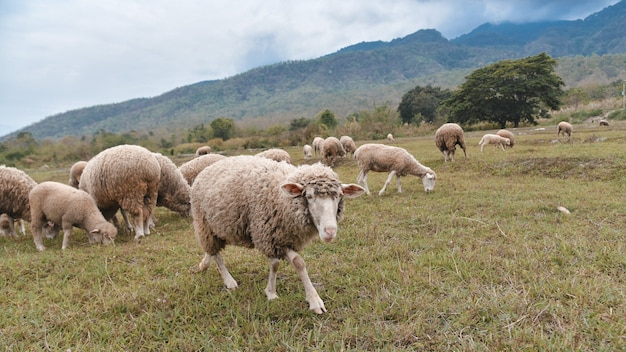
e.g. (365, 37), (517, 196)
(90, 229), (101, 234)
(280, 182), (304, 197)
(341, 184), (366, 198)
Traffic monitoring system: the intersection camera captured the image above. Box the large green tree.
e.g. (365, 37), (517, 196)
(397, 85), (451, 125)
(443, 53), (565, 128)
(210, 117), (236, 140)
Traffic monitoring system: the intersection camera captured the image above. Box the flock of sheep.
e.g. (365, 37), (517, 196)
(0, 120), (584, 313)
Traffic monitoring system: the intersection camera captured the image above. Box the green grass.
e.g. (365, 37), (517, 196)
(2, 121), (626, 350)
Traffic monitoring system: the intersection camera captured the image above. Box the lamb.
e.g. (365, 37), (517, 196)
(479, 134), (511, 151)
(339, 135), (356, 157)
(191, 155), (365, 314)
(29, 181), (117, 251)
(435, 123), (467, 162)
(321, 136), (345, 166)
(354, 144), (437, 195)
(179, 153), (227, 186)
(0, 214), (25, 238)
(68, 160), (88, 188)
(79, 144), (161, 240)
(0, 165), (37, 225)
(303, 144), (313, 160)
(387, 133), (395, 143)
(496, 129), (515, 148)
(255, 148), (292, 164)
(557, 121), (573, 140)
(312, 137), (324, 157)
(195, 145), (212, 156)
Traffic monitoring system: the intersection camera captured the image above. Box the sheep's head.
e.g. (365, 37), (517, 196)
(89, 222), (118, 245)
(422, 172), (437, 193)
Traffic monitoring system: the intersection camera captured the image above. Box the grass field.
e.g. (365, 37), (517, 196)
(1, 121), (625, 351)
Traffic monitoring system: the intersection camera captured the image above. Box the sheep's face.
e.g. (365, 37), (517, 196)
(90, 223), (117, 245)
(422, 173), (436, 193)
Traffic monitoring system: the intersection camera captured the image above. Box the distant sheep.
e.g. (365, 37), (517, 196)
(435, 123), (467, 162)
(79, 145), (161, 240)
(255, 148), (292, 164)
(312, 137), (325, 157)
(179, 154), (227, 186)
(479, 134), (511, 151)
(339, 136), (356, 157)
(303, 145), (313, 160)
(496, 129), (515, 148)
(354, 144), (437, 195)
(322, 137), (345, 166)
(557, 121), (573, 140)
(29, 181), (118, 251)
(191, 155), (365, 314)
(195, 146), (212, 157)
(0, 165), (37, 224)
(68, 160), (88, 188)
(387, 133), (395, 142)
(599, 119), (609, 126)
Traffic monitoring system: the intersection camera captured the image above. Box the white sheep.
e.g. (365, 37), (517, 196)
(312, 137), (325, 157)
(179, 154), (227, 186)
(303, 144), (313, 160)
(387, 133), (395, 143)
(557, 121), (573, 140)
(0, 214), (25, 238)
(354, 143), (437, 195)
(29, 181), (118, 251)
(339, 135), (356, 157)
(68, 160), (88, 188)
(153, 153), (191, 216)
(322, 136), (345, 166)
(496, 129), (515, 148)
(0, 165), (37, 226)
(79, 144), (161, 240)
(191, 155), (365, 314)
(195, 145), (212, 157)
(478, 134), (511, 151)
(255, 148), (292, 164)
(435, 123), (467, 162)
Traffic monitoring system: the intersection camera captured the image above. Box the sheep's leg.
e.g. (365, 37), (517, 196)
(264, 258), (280, 300)
(286, 249), (326, 314)
(17, 219), (25, 236)
(357, 170), (371, 195)
(480, 143), (485, 152)
(61, 225), (74, 250)
(379, 170), (397, 195)
(396, 175), (402, 193)
(119, 209), (133, 232)
(213, 253), (238, 289)
(32, 220), (46, 252)
(132, 210), (145, 240)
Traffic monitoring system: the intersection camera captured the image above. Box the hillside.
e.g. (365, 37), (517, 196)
(5, 0), (626, 141)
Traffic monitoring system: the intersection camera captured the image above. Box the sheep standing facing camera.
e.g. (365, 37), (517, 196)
(191, 155), (365, 314)
(339, 136), (356, 157)
(303, 145), (313, 160)
(322, 137), (345, 166)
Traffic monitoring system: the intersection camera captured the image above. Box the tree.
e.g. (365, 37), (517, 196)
(210, 117), (236, 141)
(443, 52), (565, 128)
(397, 85), (452, 125)
(317, 109), (338, 130)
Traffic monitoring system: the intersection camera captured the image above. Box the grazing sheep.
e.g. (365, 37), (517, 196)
(478, 134), (511, 151)
(303, 144), (313, 160)
(599, 119), (609, 126)
(29, 182), (117, 251)
(322, 137), (345, 166)
(68, 160), (88, 188)
(339, 136), (356, 157)
(79, 144), (161, 240)
(557, 121), (573, 140)
(387, 133), (395, 142)
(179, 154), (227, 186)
(0, 214), (24, 238)
(496, 129), (515, 148)
(0, 165), (37, 224)
(255, 148), (292, 164)
(191, 156), (365, 314)
(354, 144), (437, 195)
(435, 123), (467, 162)
(153, 153), (191, 216)
(312, 137), (324, 157)
(195, 146), (212, 157)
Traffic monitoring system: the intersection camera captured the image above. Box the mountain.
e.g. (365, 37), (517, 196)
(6, 1), (626, 141)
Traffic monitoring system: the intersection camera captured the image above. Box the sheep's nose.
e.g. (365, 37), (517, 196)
(325, 227), (336, 237)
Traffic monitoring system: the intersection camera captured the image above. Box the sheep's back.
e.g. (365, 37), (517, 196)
(0, 166), (37, 219)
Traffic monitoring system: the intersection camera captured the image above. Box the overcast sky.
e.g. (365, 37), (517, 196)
(0, 0), (619, 137)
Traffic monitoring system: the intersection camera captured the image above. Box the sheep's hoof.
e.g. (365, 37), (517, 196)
(264, 289), (279, 300)
(36, 245), (46, 252)
(309, 300), (327, 314)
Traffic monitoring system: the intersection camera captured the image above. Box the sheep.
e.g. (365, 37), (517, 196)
(321, 136), (345, 166)
(191, 155), (365, 314)
(29, 181), (117, 251)
(312, 137), (324, 157)
(68, 160), (88, 188)
(435, 123), (467, 162)
(195, 145), (212, 157)
(179, 154), (227, 186)
(599, 119), (609, 126)
(557, 121), (573, 140)
(152, 153), (191, 216)
(387, 133), (395, 143)
(303, 144), (313, 160)
(0, 165), (37, 225)
(354, 144), (437, 195)
(255, 148), (292, 164)
(478, 134), (511, 151)
(339, 135), (356, 157)
(79, 144), (161, 240)
(496, 129), (515, 148)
